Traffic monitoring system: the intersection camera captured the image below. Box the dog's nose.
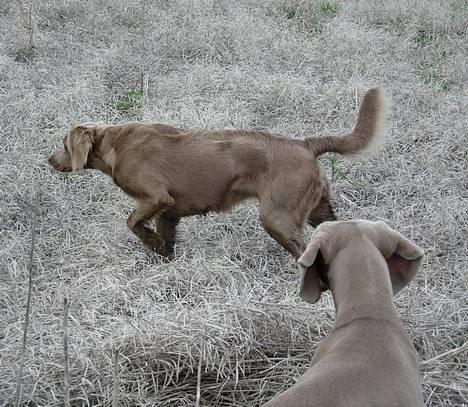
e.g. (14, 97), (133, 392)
(48, 155), (59, 169)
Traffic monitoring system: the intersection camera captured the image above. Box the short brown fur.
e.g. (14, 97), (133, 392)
(49, 88), (388, 257)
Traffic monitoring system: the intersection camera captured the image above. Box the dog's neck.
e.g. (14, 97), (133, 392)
(87, 126), (120, 176)
(328, 242), (401, 329)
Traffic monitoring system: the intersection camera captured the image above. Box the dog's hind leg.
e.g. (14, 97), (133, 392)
(260, 212), (305, 259)
(308, 175), (337, 227)
(259, 198), (307, 259)
(308, 199), (337, 228)
(258, 174), (319, 259)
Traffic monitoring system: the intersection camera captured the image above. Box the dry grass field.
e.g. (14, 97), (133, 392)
(1, 0), (467, 406)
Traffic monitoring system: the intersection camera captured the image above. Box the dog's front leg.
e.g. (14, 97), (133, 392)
(127, 194), (175, 256)
(155, 213), (180, 256)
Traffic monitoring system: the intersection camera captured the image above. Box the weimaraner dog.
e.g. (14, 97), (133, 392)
(264, 220), (424, 407)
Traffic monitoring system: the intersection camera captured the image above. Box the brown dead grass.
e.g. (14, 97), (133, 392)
(0, 0), (467, 406)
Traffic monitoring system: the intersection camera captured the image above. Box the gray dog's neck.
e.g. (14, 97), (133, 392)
(328, 243), (402, 329)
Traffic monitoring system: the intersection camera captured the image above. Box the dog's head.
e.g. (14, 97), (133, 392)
(297, 220), (424, 304)
(48, 125), (95, 172)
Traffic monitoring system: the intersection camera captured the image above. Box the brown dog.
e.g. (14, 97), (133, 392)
(264, 220), (424, 407)
(49, 88), (389, 257)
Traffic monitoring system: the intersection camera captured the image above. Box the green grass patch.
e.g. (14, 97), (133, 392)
(284, 6), (296, 19)
(415, 30), (436, 46)
(319, 2), (339, 17)
(414, 31), (456, 92)
(330, 155), (348, 181)
(116, 88), (144, 117)
(439, 78), (456, 91)
(282, 1), (339, 34)
(418, 67), (456, 92)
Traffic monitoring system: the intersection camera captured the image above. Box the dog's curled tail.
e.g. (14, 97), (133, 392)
(304, 87), (391, 159)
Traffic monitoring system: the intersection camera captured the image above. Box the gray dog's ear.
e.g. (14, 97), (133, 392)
(69, 126), (94, 171)
(297, 238), (323, 304)
(386, 232), (424, 295)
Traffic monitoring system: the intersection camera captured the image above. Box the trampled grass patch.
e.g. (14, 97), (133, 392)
(413, 31), (459, 91)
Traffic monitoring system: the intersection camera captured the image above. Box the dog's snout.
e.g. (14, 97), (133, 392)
(48, 154), (57, 168)
(48, 154), (62, 170)
(48, 151), (72, 172)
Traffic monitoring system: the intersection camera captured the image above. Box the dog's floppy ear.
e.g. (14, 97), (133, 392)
(69, 126), (93, 170)
(386, 232), (424, 295)
(297, 238), (323, 304)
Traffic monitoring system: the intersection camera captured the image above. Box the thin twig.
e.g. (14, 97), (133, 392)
(15, 0), (26, 18)
(15, 0), (34, 58)
(27, 2), (34, 57)
(14, 191), (40, 407)
(421, 341), (468, 365)
(425, 381), (468, 399)
(112, 349), (120, 407)
(195, 351), (202, 407)
(63, 298), (70, 407)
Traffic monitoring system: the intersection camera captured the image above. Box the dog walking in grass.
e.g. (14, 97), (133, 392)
(264, 220), (424, 407)
(49, 88), (389, 258)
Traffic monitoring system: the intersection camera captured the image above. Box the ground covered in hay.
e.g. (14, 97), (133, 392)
(0, 0), (467, 406)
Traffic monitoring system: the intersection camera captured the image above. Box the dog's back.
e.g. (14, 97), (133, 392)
(112, 124), (316, 214)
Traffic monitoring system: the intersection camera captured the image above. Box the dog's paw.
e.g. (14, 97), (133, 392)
(143, 234), (173, 257)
